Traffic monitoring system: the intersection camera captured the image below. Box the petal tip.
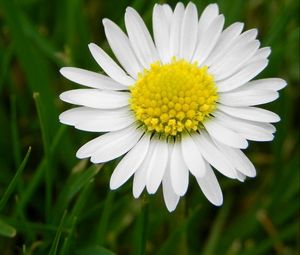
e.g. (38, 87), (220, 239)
(125, 6), (135, 14)
(213, 197), (223, 206)
(208, 3), (219, 13)
(109, 180), (119, 190)
(133, 189), (142, 199)
(241, 140), (249, 149)
(75, 151), (86, 159)
(102, 18), (109, 26)
(88, 42), (97, 50)
(176, 2), (184, 9)
(280, 79), (288, 89)
(249, 172), (257, 178)
(186, 1), (196, 9)
(265, 46), (272, 53)
(90, 157), (99, 164)
(59, 67), (68, 76)
(59, 92), (67, 101)
(58, 112), (68, 124)
(166, 206), (176, 212)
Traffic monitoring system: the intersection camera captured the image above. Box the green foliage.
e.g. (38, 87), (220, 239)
(0, 0), (299, 254)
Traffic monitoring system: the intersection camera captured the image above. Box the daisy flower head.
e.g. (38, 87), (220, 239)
(59, 2), (287, 212)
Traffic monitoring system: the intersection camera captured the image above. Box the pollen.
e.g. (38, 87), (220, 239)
(129, 59), (218, 136)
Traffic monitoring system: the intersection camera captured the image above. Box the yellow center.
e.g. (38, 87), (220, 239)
(129, 59), (218, 136)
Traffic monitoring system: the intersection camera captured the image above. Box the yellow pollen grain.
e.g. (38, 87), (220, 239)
(129, 58), (218, 136)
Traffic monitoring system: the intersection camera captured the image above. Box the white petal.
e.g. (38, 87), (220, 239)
(181, 134), (206, 177)
(236, 171), (246, 182)
(169, 2), (184, 58)
(261, 123), (276, 133)
(72, 115), (134, 133)
(59, 107), (134, 132)
(216, 59), (269, 92)
(193, 14), (225, 65)
(248, 47), (271, 63)
(110, 134), (150, 189)
(209, 39), (259, 74)
(146, 138), (169, 194)
(210, 40), (260, 80)
(132, 167), (146, 198)
(90, 127), (142, 164)
(59, 89), (129, 109)
(76, 125), (142, 161)
(240, 78), (287, 91)
(192, 132), (237, 179)
(162, 4), (173, 25)
(60, 67), (126, 90)
(219, 89), (279, 106)
(72, 116), (133, 133)
(133, 140), (155, 198)
(204, 22), (244, 66)
(218, 104), (280, 123)
(179, 2), (198, 61)
(197, 3), (219, 40)
(170, 141), (189, 196)
(162, 148), (180, 212)
(204, 118), (248, 149)
(214, 111), (276, 134)
(207, 28), (258, 68)
(233, 28), (258, 46)
(196, 161), (223, 206)
(59, 107), (130, 124)
(125, 7), (159, 68)
(76, 125), (136, 159)
(255, 47), (271, 58)
(88, 43), (135, 86)
(103, 19), (142, 79)
(153, 4), (171, 63)
(213, 139), (256, 177)
(213, 111), (275, 141)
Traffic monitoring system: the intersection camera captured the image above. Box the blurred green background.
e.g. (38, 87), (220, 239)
(0, 0), (299, 254)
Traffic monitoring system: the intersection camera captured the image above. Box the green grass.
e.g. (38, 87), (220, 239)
(0, 0), (299, 254)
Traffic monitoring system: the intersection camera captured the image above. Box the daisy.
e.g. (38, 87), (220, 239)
(59, 2), (286, 212)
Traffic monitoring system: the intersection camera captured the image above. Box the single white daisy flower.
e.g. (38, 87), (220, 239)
(59, 2), (287, 212)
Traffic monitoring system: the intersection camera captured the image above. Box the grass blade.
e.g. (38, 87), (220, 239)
(0, 0), (59, 132)
(33, 92), (52, 222)
(76, 245), (116, 255)
(0, 218), (16, 238)
(60, 178), (94, 254)
(95, 191), (115, 245)
(10, 95), (21, 167)
(49, 210), (67, 255)
(54, 164), (101, 223)
(0, 147), (31, 211)
(17, 126), (67, 212)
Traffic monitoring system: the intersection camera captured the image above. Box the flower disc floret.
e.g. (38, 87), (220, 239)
(129, 59), (218, 136)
